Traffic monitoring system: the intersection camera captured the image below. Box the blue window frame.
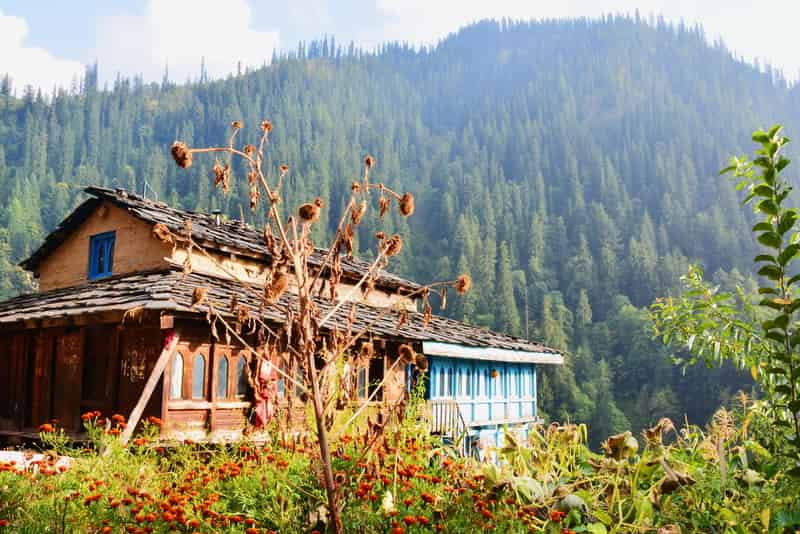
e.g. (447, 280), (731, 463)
(88, 231), (115, 280)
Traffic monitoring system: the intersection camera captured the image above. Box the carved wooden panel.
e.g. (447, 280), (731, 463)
(117, 328), (163, 418)
(29, 331), (54, 427)
(53, 329), (84, 430)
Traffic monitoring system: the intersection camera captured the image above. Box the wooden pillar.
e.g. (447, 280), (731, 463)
(120, 330), (180, 445)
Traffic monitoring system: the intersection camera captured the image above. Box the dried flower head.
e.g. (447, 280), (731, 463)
(351, 181), (362, 193)
(398, 344), (415, 364)
(364, 155), (376, 169)
(399, 192), (415, 217)
(414, 353), (429, 372)
(351, 201), (367, 225)
(191, 287), (208, 308)
(383, 234), (403, 257)
(298, 202), (320, 223)
(261, 120), (273, 132)
(170, 141), (193, 169)
(231, 120), (243, 130)
(375, 231), (386, 241)
(243, 144), (257, 156)
(152, 223), (174, 245)
(212, 161), (231, 192)
(265, 270), (289, 304)
(378, 195), (391, 218)
(454, 274), (472, 295)
(249, 186), (261, 210)
(360, 341), (375, 359)
(268, 191), (280, 205)
(280, 164), (289, 175)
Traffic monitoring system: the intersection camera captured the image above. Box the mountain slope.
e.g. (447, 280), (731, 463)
(1, 16), (796, 440)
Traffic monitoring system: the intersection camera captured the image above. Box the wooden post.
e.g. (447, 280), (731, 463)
(120, 330), (180, 445)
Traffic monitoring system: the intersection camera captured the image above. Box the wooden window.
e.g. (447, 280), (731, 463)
(192, 353), (206, 399)
(234, 355), (248, 398)
(356, 367), (367, 399)
(170, 353), (184, 400)
(217, 356), (229, 399)
(88, 231), (115, 280)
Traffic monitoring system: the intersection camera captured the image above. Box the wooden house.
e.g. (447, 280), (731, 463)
(0, 186), (562, 454)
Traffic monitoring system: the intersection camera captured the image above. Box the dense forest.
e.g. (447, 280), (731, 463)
(1, 15), (798, 444)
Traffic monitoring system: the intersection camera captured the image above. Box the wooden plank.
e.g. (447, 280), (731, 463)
(120, 330), (179, 445)
(29, 331), (54, 426)
(53, 329), (84, 430)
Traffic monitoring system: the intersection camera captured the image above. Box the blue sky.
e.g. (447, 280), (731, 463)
(1, 1), (797, 92)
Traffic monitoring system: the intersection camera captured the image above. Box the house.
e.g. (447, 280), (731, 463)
(0, 186), (562, 454)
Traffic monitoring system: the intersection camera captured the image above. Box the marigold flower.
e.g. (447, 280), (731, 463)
(420, 492), (435, 504)
(549, 510), (566, 522)
(146, 416), (163, 427)
(39, 423), (54, 433)
(402, 515), (417, 525)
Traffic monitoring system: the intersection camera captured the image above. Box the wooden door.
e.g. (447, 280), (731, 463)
(0, 333), (28, 430)
(28, 331), (54, 427)
(117, 328), (163, 419)
(53, 330), (84, 430)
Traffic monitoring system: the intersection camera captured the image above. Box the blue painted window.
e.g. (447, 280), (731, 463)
(88, 231), (115, 280)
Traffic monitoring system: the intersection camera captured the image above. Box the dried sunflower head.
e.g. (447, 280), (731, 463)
(399, 192), (415, 216)
(212, 161), (231, 192)
(398, 344), (415, 364)
(279, 164), (289, 175)
(364, 155), (376, 169)
(231, 120), (243, 130)
(191, 287), (208, 308)
(261, 120), (273, 132)
(351, 201), (367, 225)
(152, 223), (174, 245)
(298, 202), (320, 223)
(170, 141), (193, 169)
(383, 234), (403, 257)
(454, 274), (472, 295)
(243, 144), (257, 156)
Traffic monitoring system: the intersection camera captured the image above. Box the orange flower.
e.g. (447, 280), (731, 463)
(562, 530), (577, 534)
(146, 416), (163, 427)
(391, 528), (405, 534)
(402, 516), (417, 526)
(245, 529), (258, 534)
(421, 492), (435, 504)
(549, 510), (566, 522)
(38, 423), (54, 433)
(417, 516), (430, 525)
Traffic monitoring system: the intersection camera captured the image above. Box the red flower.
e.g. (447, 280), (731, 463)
(402, 516), (417, 526)
(38, 423), (54, 433)
(417, 515), (430, 525)
(562, 530), (577, 534)
(549, 510), (566, 522)
(391, 528), (405, 534)
(421, 492), (435, 504)
(146, 416), (163, 427)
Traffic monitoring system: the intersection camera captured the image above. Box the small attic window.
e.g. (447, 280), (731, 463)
(88, 231), (115, 280)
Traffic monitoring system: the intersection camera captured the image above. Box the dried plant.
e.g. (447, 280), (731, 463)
(170, 121), (471, 533)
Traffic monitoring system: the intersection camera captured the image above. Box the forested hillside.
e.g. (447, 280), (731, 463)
(1, 15), (798, 443)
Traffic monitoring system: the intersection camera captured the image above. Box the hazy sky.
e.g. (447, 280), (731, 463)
(0, 0), (797, 92)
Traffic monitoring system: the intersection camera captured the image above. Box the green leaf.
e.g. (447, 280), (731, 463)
(774, 314), (790, 329)
(754, 156), (772, 168)
(778, 244), (800, 265)
(766, 366), (788, 376)
(755, 254), (776, 263)
(765, 330), (786, 344)
(777, 157), (791, 172)
(778, 213), (798, 235)
(789, 400), (800, 413)
(757, 199), (779, 216)
(758, 287), (779, 295)
(753, 222), (773, 232)
(757, 264), (782, 280)
(768, 124), (783, 138)
(586, 524), (608, 534)
(757, 231), (782, 249)
(753, 131), (770, 143)
(720, 164), (737, 175)
(788, 273), (800, 287)
(775, 385), (793, 396)
(753, 184), (774, 197)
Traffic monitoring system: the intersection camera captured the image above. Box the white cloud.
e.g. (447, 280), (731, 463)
(93, 0), (280, 85)
(0, 9), (85, 93)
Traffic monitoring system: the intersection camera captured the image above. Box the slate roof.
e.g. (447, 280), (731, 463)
(21, 186), (420, 292)
(0, 269), (561, 358)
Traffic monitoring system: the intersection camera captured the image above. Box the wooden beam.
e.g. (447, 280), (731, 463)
(119, 330), (180, 445)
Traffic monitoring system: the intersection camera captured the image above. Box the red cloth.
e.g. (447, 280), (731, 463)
(253, 357), (279, 428)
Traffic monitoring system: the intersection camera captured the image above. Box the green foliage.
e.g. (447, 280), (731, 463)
(2, 399), (798, 532)
(653, 125), (800, 474)
(1, 16), (783, 441)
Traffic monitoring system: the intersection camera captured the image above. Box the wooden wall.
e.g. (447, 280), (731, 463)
(36, 202), (171, 291)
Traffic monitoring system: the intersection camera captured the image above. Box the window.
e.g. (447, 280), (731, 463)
(170, 353), (184, 399)
(217, 356), (229, 399)
(192, 353), (206, 399)
(235, 355), (248, 398)
(88, 231), (115, 280)
(356, 367), (367, 399)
